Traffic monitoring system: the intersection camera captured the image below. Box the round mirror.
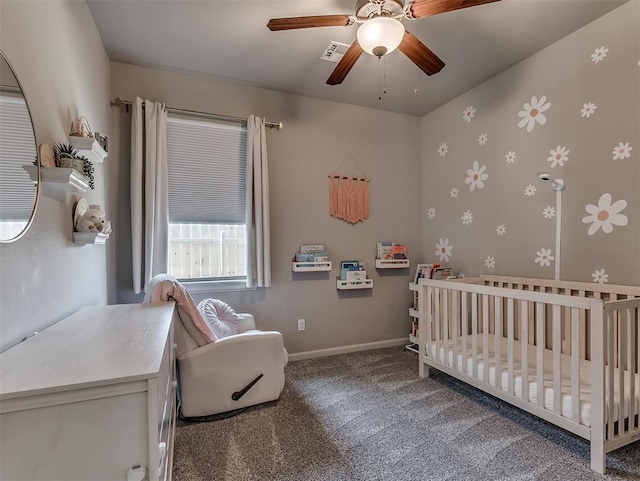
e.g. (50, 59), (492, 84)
(0, 50), (39, 243)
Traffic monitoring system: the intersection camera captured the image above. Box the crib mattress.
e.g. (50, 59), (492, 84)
(426, 334), (640, 427)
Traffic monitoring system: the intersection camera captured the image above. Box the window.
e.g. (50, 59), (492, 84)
(166, 115), (247, 285)
(0, 94), (36, 237)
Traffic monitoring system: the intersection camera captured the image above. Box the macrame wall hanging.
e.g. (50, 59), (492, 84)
(328, 154), (370, 224)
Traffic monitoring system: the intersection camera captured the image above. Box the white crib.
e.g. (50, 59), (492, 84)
(414, 275), (640, 474)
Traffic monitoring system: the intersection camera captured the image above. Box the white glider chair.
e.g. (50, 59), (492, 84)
(144, 274), (287, 418)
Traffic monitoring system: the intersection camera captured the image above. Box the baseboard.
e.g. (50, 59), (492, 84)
(287, 338), (408, 362)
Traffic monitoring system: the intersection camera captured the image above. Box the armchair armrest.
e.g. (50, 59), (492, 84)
(237, 313), (256, 332)
(177, 331), (287, 417)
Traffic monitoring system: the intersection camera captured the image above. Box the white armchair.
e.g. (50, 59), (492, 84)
(145, 275), (287, 418)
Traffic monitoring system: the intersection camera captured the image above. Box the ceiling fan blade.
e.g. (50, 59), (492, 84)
(397, 31), (445, 76)
(410, 0), (501, 19)
(326, 41), (364, 85)
(267, 15), (351, 31)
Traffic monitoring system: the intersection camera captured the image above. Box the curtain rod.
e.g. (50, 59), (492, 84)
(110, 97), (283, 130)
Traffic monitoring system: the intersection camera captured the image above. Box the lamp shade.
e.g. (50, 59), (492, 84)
(357, 17), (405, 57)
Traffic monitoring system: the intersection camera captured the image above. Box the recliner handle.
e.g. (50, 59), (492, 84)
(232, 373), (264, 401)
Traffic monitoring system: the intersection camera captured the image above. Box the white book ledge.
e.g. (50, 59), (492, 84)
(292, 261), (332, 272)
(336, 278), (374, 290)
(375, 259), (410, 269)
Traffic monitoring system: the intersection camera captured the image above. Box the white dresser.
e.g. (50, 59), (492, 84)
(0, 302), (176, 481)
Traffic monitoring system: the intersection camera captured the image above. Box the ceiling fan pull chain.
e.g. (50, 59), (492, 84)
(378, 57), (388, 101)
(383, 56), (387, 96)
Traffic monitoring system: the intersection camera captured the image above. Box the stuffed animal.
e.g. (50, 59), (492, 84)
(75, 207), (112, 234)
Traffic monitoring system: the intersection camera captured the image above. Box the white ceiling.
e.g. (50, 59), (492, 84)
(86, 0), (628, 117)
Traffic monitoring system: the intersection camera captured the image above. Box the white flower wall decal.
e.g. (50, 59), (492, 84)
(535, 248), (554, 267)
(465, 161), (488, 191)
(547, 146), (569, 168)
(485, 256), (496, 269)
(543, 206), (556, 219)
(505, 151), (516, 163)
(438, 143), (448, 157)
(592, 269), (609, 284)
(612, 142), (632, 160)
(591, 46), (609, 63)
(496, 224), (506, 236)
(435, 238), (453, 262)
(478, 133), (488, 145)
(450, 187), (459, 198)
(582, 193), (628, 235)
(581, 102), (597, 118)
(524, 185), (537, 197)
(461, 210), (473, 225)
(517, 96), (551, 132)
(427, 207), (436, 219)
(462, 106), (476, 123)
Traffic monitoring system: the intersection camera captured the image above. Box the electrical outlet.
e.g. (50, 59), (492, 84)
(298, 319), (305, 331)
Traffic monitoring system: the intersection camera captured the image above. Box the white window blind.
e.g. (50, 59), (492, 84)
(166, 116), (247, 224)
(0, 95), (37, 220)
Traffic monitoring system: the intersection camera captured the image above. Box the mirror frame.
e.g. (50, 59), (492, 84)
(0, 49), (40, 243)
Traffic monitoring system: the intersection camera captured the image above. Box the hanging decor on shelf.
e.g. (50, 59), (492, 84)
(328, 154), (370, 224)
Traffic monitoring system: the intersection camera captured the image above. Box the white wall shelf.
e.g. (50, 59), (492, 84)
(24, 165), (89, 192)
(336, 278), (373, 290)
(292, 261), (332, 272)
(68, 136), (107, 163)
(409, 308), (419, 318)
(375, 259), (410, 269)
(73, 232), (109, 245)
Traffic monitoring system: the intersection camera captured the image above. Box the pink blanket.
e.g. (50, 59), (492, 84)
(145, 274), (217, 344)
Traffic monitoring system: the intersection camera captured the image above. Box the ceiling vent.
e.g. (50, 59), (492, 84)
(320, 41), (351, 63)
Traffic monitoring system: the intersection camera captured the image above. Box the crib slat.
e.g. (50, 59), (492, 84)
(579, 290), (587, 360)
(508, 298), (514, 396)
(495, 296), (503, 390)
(563, 305), (571, 355)
(426, 287), (433, 359)
(571, 307), (580, 424)
(483, 294), (489, 382)
(462, 292), (468, 375)
(521, 300), (529, 402)
(632, 307), (638, 430)
(452, 290), (459, 371)
(536, 302), (545, 408)
(472, 293), (479, 379)
(436, 288), (442, 363)
(636, 306), (640, 430)
(607, 310), (615, 440)
(527, 285), (535, 345)
(443, 289), (449, 366)
(553, 305), (562, 415)
(618, 308), (627, 434)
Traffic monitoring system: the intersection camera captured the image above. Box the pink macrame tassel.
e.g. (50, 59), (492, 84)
(329, 177), (369, 224)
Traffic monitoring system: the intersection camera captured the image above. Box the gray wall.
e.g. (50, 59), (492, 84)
(0, 0), (110, 352)
(109, 63), (422, 355)
(420, 1), (640, 286)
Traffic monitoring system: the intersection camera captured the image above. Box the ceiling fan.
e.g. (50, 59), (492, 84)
(267, 0), (501, 85)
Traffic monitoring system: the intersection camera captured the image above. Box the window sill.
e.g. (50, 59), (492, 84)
(181, 279), (255, 294)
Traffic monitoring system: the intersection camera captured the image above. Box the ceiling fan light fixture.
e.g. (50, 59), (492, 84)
(357, 17), (405, 58)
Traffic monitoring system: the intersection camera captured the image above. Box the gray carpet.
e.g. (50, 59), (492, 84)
(173, 347), (640, 480)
